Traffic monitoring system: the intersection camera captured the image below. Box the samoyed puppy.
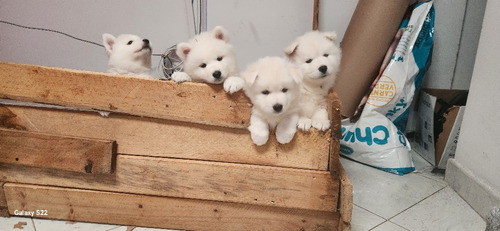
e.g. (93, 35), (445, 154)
(284, 31), (341, 131)
(102, 33), (152, 77)
(242, 57), (302, 146)
(172, 26), (244, 94)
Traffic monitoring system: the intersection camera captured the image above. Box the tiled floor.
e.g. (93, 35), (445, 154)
(0, 151), (487, 231)
(343, 151), (486, 231)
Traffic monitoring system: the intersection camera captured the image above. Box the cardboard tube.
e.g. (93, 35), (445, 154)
(334, 0), (409, 117)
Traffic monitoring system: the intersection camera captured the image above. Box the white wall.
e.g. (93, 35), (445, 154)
(318, 0), (358, 43)
(446, 0), (500, 218)
(422, 0), (486, 90)
(206, 0), (315, 70)
(454, 0), (500, 193)
(0, 0), (360, 77)
(0, 0), (191, 78)
(452, 0), (487, 90)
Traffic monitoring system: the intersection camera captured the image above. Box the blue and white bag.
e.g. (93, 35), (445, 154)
(340, 1), (435, 175)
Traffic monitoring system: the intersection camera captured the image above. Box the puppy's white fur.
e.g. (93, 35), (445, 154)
(172, 26), (243, 94)
(102, 33), (152, 77)
(285, 31), (341, 131)
(242, 57), (302, 146)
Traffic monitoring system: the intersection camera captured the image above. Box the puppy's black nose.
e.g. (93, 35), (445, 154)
(319, 65), (328, 74)
(273, 104), (283, 113)
(143, 39), (150, 45)
(213, 70), (222, 79)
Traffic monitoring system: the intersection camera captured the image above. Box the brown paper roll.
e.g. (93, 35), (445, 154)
(334, 0), (409, 117)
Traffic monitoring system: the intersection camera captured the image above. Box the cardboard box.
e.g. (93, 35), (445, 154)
(413, 89), (468, 169)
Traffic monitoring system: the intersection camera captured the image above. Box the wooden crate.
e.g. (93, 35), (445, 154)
(0, 62), (352, 230)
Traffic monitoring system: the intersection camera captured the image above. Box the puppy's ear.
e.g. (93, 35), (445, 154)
(213, 26), (230, 42)
(324, 31), (338, 42)
(176, 43), (192, 61)
(284, 41), (299, 57)
(102, 33), (116, 56)
(242, 70), (259, 86)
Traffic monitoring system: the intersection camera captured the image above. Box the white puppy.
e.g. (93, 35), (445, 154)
(242, 57), (302, 146)
(285, 31), (341, 131)
(172, 26), (244, 94)
(102, 33), (152, 77)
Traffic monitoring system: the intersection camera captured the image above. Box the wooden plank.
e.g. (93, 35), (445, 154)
(0, 154), (339, 212)
(338, 163), (353, 230)
(328, 92), (352, 230)
(0, 106), (330, 170)
(4, 183), (339, 230)
(329, 91), (343, 175)
(0, 182), (8, 217)
(0, 62), (251, 128)
(0, 128), (115, 174)
(313, 0), (319, 30)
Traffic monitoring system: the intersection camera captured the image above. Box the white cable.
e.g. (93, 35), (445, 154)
(201, 0), (207, 32)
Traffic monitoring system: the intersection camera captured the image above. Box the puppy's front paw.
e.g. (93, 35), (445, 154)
(297, 117), (312, 131)
(312, 119), (331, 131)
(171, 72), (191, 83)
(223, 76), (244, 94)
(250, 131), (269, 146)
(276, 130), (296, 144)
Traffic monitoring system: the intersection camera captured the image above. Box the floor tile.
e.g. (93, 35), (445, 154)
(340, 157), (446, 219)
(411, 150), (446, 184)
(351, 205), (385, 231)
(32, 218), (120, 231)
(390, 187), (486, 231)
(102, 225), (181, 231)
(133, 227), (181, 231)
(0, 217), (35, 231)
(107, 226), (130, 231)
(371, 221), (409, 231)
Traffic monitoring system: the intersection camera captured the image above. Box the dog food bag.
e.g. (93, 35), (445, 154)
(340, 1), (435, 175)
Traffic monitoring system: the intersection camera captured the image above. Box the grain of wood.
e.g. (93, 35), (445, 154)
(0, 155), (338, 212)
(0, 182), (8, 217)
(0, 128), (115, 174)
(0, 62), (350, 228)
(339, 163), (353, 229)
(4, 183), (338, 230)
(0, 62), (250, 128)
(0, 106), (330, 170)
(329, 91), (343, 175)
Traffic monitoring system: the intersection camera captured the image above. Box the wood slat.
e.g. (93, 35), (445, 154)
(0, 128), (115, 174)
(329, 90), (343, 175)
(4, 183), (338, 230)
(0, 62), (251, 128)
(338, 163), (353, 230)
(0, 182), (8, 217)
(0, 106), (330, 170)
(0, 155), (339, 212)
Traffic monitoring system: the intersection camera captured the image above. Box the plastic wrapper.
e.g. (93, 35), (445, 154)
(340, 1), (435, 175)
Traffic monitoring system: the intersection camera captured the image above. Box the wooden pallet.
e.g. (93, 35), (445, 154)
(0, 62), (352, 230)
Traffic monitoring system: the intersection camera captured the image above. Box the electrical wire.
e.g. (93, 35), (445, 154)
(0, 19), (163, 57)
(0, 19), (104, 48)
(156, 44), (183, 80)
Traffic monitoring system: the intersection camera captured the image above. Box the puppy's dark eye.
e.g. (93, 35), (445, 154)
(262, 90), (270, 95)
(127, 41), (133, 45)
(217, 56), (223, 61)
(282, 88), (288, 93)
(323, 54), (329, 57)
(200, 63), (207, 68)
(305, 59), (312, 63)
